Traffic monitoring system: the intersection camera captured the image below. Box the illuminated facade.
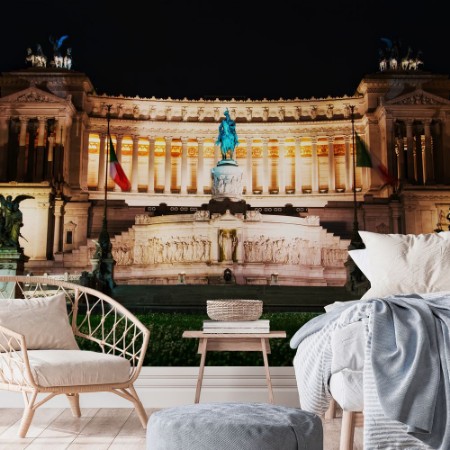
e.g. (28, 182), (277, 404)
(0, 66), (449, 283)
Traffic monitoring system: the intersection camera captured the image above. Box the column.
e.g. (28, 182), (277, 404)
(35, 116), (47, 181)
(385, 117), (397, 188)
(327, 136), (335, 191)
(53, 199), (64, 254)
(294, 137), (302, 194)
(278, 139), (285, 193)
(246, 137), (252, 194)
(414, 126), (424, 185)
(98, 133), (106, 190)
(395, 137), (404, 183)
(180, 137), (188, 194)
(262, 138), (269, 194)
(311, 137), (319, 192)
(423, 120), (434, 184)
(406, 119), (415, 183)
(345, 135), (351, 191)
(53, 118), (67, 183)
(17, 116), (28, 181)
(37, 117), (46, 147)
(147, 137), (155, 193)
(31, 201), (51, 260)
(164, 136), (172, 193)
(114, 135), (123, 191)
(131, 135), (139, 192)
(79, 129), (90, 190)
(54, 119), (61, 145)
(0, 116), (9, 180)
(197, 138), (204, 194)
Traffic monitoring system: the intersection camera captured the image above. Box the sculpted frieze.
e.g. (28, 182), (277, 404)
(386, 89), (450, 106)
(16, 91), (52, 103)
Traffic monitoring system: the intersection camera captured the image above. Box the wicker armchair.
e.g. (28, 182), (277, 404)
(0, 275), (150, 438)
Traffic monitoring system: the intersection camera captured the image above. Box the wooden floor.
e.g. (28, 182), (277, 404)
(0, 408), (363, 449)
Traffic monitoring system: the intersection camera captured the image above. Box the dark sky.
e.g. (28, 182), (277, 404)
(1, 1), (449, 100)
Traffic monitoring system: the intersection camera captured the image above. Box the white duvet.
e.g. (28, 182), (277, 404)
(291, 293), (450, 450)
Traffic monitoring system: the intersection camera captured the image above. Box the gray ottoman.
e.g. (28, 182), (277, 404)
(146, 402), (323, 450)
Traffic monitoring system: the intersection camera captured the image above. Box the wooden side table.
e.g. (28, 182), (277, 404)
(182, 330), (287, 404)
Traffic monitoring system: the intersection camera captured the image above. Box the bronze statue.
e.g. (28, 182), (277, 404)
(215, 109), (239, 161)
(0, 194), (34, 248)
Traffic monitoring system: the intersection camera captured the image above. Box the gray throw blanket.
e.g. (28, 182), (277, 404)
(290, 293), (450, 450)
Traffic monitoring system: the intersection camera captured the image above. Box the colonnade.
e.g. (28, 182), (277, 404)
(392, 118), (438, 185)
(88, 132), (365, 195)
(0, 115), (70, 184)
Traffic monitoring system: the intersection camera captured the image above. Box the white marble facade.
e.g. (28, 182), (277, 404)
(106, 210), (349, 286)
(1, 65), (450, 284)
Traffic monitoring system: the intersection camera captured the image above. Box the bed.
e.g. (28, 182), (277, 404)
(290, 230), (450, 450)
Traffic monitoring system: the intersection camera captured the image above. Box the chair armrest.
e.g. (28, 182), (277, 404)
(0, 325), (38, 389)
(0, 275), (150, 385)
(71, 287), (150, 383)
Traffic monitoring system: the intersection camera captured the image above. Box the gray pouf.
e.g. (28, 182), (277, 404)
(146, 402), (323, 450)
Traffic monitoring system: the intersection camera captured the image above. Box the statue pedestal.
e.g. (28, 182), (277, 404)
(0, 248), (29, 296)
(211, 162), (243, 202)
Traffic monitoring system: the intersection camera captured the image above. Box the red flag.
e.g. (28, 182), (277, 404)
(109, 137), (131, 191)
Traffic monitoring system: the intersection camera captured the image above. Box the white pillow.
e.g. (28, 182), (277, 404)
(0, 292), (79, 351)
(359, 230), (450, 300)
(348, 249), (371, 280)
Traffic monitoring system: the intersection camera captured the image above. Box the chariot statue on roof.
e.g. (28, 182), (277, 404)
(49, 35), (68, 68)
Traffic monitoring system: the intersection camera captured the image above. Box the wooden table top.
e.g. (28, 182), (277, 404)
(182, 330), (287, 339)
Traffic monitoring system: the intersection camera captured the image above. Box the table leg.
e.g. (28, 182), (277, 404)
(195, 337), (208, 403)
(261, 338), (274, 403)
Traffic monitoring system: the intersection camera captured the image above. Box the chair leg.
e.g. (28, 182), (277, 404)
(19, 391), (38, 438)
(325, 398), (337, 419)
(66, 393), (81, 417)
(19, 407), (35, 438)
(340, 410), (356, 450)
(129, 385), (148, 428)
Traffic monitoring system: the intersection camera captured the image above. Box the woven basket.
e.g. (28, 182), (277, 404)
(206, 299), (263, 321)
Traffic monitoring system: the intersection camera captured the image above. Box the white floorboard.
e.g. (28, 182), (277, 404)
(0, 407), (363, 450)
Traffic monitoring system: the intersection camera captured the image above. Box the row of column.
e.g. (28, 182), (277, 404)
(395, 119), (435, 185)
(94, 133), (361, 194)
(0, 115), (70, 183)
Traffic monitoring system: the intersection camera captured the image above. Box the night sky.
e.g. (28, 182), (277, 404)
(1, 0), (449, 100)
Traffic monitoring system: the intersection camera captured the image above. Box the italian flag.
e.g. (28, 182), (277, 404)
(109, 137), (131, 191)
(355, 132), (397, 188)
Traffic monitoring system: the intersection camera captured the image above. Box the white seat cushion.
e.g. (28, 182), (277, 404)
(2, 350), (131, 387)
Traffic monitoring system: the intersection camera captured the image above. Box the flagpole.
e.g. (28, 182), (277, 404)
(94, 104), (116, 294)
(104, 106), (111, 222)
(349, 105), (362, 248)
(344, 105), (367, 295)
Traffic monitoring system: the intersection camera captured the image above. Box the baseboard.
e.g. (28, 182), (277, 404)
(0, 366), (300, 408)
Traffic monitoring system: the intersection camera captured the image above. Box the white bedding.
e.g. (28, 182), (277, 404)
(329, 369), (363, 412)
(292, 314), (366, 414)
(291, 293), (450, 450)
(329, 319), (366, 412)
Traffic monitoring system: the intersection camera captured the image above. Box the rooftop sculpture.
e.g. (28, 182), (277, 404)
(378, 38), (423, 72)
(25, 35), (72, 70)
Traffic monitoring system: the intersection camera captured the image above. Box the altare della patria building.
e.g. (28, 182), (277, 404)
(0, 39), (449, 288)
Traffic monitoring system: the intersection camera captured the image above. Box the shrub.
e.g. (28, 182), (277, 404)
(77, 311), (320, 366)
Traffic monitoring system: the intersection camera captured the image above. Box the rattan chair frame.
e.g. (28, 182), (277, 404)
(0, 275), (150, 438)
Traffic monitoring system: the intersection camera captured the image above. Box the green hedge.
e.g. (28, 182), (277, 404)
(77, 312), (320, 366)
